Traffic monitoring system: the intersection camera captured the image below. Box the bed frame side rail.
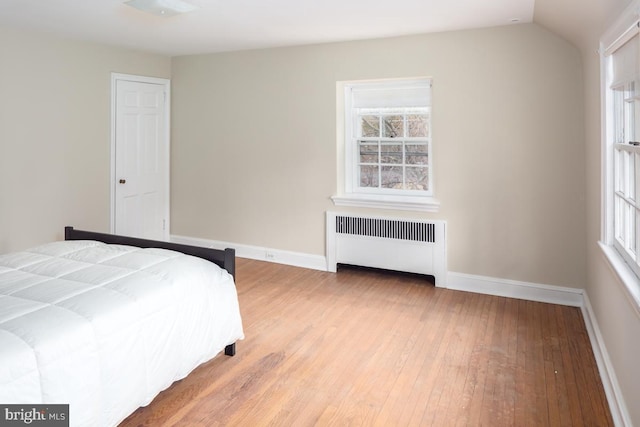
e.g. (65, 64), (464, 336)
(64, 227), (235, 279)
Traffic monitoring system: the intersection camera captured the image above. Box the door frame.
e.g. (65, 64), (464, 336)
(110, 72), (171, 239)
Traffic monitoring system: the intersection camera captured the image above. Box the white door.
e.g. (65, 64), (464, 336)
(112, 74), (170, 240)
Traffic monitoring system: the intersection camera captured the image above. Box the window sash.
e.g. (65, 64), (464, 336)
(613, 143), (640, 277)
(349, 109), (432, 195)
(356, 143), (430, 193)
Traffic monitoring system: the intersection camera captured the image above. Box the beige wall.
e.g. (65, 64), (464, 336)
(172, 23), (586, 288)
(0, 27), (171, 253)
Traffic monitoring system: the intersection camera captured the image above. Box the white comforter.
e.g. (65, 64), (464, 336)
(0, 240), (244, 427)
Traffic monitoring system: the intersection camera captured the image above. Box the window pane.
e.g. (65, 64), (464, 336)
(381, 143), (402, 164)
(406, 166), (429, 191)
(615, 195), (625, 243)
(635, 95), (640, 143)
(636, 208), (640, 257)
(360, 165), (379, 187)
(614, 89), (624, 144)
(629, 203), (637, 255)
(636, 153), (640, 202)
(625, 97), (635, 143)
(630, 82), (636, 142)
(407, 114), (429, 137)
(359, 143), (378, 163)
(381, 166), (403, 188)
(615, 148), (623, 193)
(630, 151), (636, 201)
(382, 115), (403, 138)
(406, 144), (428, 165)
(360, 115), (379, 137)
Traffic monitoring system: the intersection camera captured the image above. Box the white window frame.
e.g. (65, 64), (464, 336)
(600, 1), (640, 312)
(332, 78), (440, 212)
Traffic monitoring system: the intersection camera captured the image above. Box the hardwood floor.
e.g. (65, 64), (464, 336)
(120, 259), (613, 426)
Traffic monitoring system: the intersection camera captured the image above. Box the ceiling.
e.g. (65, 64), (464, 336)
(0, 0), (535, 56)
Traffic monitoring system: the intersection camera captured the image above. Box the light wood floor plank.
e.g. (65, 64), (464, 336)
(120, 259), (614, 427)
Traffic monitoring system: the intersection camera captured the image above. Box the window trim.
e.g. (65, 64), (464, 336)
(333, 77), (440, 212)
(600, 1), (640, 315)
(331, 193), (441, 212)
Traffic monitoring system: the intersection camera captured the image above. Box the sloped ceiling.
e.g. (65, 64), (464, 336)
(534, 0), (632, 52)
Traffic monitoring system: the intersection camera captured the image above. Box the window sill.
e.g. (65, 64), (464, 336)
(598, 241), (640, 318)
(331, 194), (440, 212)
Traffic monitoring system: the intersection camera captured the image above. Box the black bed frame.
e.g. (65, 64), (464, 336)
(64, 226), (237, 357)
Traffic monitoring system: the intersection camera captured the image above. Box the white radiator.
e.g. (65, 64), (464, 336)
(326, 212), (447, 286)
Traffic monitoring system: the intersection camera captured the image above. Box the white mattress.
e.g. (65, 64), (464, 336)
(0, 240), (244, 427)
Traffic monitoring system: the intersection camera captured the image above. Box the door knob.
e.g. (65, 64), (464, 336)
(119, 179), (126, 184)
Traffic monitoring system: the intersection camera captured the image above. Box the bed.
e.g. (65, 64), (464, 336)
(0, 227), (244, 427)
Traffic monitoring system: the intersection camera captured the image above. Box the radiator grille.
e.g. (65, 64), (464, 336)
(335, 215), (436, 243)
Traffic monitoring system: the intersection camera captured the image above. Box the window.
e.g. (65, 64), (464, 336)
(601, 4), (640, 307)
(332, 78), (439, 212)
(610, 32), (640, 276)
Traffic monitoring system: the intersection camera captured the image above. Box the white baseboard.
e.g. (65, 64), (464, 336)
(581, 293), (631, 427)
(172, 234), (583, 307)
(446, 271), (584, 307)
(170, 234), (327, 271)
